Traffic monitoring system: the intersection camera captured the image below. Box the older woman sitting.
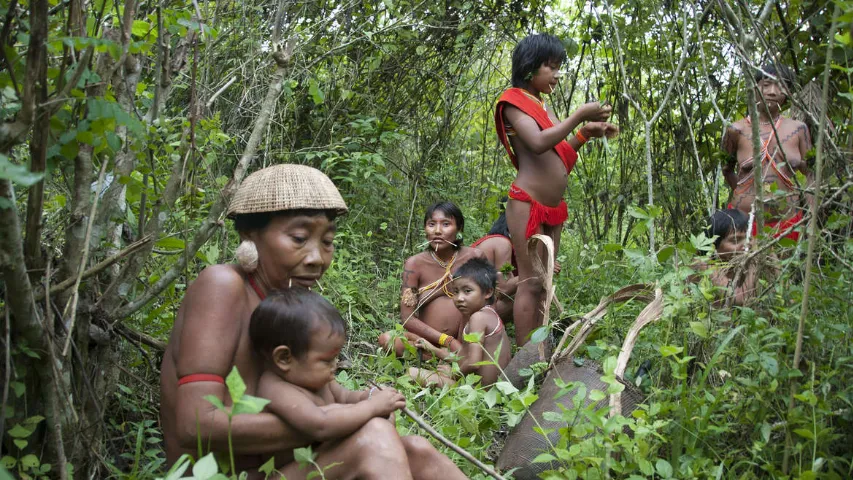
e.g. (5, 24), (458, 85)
(160, 165), (466, 479)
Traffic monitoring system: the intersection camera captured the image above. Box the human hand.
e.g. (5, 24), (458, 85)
(580, 102), (612, 122)
(414, 338), (438, 352)
(368, 388), (406, 417)
(553, 260), (562, 274)
(581, 122), (619, 139)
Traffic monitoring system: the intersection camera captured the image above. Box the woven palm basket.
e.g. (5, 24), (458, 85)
(227, 164), (348, 217)
(497, 286), (663, 479)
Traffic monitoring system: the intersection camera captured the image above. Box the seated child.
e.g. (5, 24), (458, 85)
(408, 258), (512, 387)
(694, 209), (777, 306)
(250, 287), (407, 473)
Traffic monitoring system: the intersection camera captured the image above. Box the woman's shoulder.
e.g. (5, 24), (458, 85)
(186, 264), (247, 299)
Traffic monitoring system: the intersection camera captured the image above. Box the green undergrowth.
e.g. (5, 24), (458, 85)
(84, 220), (853, 479)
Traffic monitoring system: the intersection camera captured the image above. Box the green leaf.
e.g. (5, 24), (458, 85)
(0, 457), (16, 469)
(483, 386), (498, 408)
(0, 154), (45, 186)
(463, 331), (482, 344)
(793, 428), (815, 440)
(226, 366), (247, 404)
(602, 356), (617, 375)
(203, 395), (226, 411)
(161, 454), (192, 480)
(603, 243), (622, 252)
(7, 424), (32, 438)
(192, 452), (219, 479)
(155, 237), (186, 250)
(259, 457), (276, 476)
(532, 453), (557, 463)
(529, 326), (548, 344)
(131, 20), (150, 37)
(655, 458), (673, 478)
(13, 439), (27, 450)
(656, 245), (675, 263)
(659, 345), (683, 357)
(294, 446), (315, 465)
(494, 381), (519, 395)
(309, 80), (325, 105)
(232, 395), (270, 415)
(20, 454), (39, 469)
(689, 321), (709, 339)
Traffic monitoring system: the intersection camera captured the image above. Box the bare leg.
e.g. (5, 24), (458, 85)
(408, 366), (455, 388)
(273, 418), (413, 480)
(506, 199), (545, 346)
(402, 436), (468, 480)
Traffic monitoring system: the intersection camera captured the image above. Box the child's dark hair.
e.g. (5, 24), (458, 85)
(754, 63), (796, 94)
(511, 34), (567, 88)
(424, 201), (465, 247)
(705, 209), (748, 249)
(487, 212), (510, 238)
(453, 258), (498, 304)
(249, 287), (346, 359)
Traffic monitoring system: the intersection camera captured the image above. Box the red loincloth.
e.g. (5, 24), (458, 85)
(508, 183), (568, 239)
(495, 88), (578, 173)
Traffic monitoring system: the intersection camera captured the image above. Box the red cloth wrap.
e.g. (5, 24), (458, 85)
(727, 205), (803, 241)
(753, 211), (803, 241)
(178, 373), (226, 386)
(508, 184), (568, 239)
(495, 88), (578, 173)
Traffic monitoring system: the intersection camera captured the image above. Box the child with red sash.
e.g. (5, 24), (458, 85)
(494, 33), (618, 346)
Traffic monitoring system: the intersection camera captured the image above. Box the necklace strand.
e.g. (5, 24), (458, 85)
(430, 250), (456, 269)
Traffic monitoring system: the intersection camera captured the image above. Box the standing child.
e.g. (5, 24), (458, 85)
(409, 258), (512, 387)
(250, 288), (408, 477)
(495, 33), (619, 345)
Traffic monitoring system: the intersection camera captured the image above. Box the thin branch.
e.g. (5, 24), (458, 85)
(206, 76), (238, 109)
(783, 4), (839, 473)
(62, 157), (110, 356)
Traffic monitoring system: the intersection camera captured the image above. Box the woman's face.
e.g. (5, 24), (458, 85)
(425, 210), (459, 253)
(756, 78), (785, 111)
(249, 213), (336, 289)
(529, 60), (562, 95)
(717, 229), (747, 262)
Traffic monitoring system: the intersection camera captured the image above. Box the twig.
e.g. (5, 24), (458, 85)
(205, 76), (237, 109)
(367, 381), (506, 480)
(783, 5), (839, 473)
(0, 293), (10, 441)
(116, 324), (167, 351)
(32, 235), (153, 302)
(62, 157), (110, 356)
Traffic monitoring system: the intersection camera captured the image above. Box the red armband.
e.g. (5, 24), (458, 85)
(178, 373), (226, 386)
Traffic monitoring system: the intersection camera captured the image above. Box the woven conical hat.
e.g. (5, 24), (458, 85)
(227, 164), (348, 217)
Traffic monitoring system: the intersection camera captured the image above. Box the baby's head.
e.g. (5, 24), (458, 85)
(705, 209), (748, 262)
(452, 258), (497, 315)
(249, 287), (346, 391)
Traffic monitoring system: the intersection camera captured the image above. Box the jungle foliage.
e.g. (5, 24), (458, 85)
(0, 0), (851, 478)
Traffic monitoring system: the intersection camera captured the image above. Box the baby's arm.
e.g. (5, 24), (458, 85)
(455, 313), (490, 374)
(328, 380), (370, 404)
(262, 378), (405, 442)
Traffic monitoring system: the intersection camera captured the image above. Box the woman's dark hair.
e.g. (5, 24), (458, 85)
(705, 209), (748, 249)
(424, 201), (465, 247)
(511, 34), (567, 88)
(487, 212), (510, 238)
(232, 209), (337, 234)
(453, 257), (498, 304)
(249, 287), (346, 359)
(754, 63), (796, 92)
